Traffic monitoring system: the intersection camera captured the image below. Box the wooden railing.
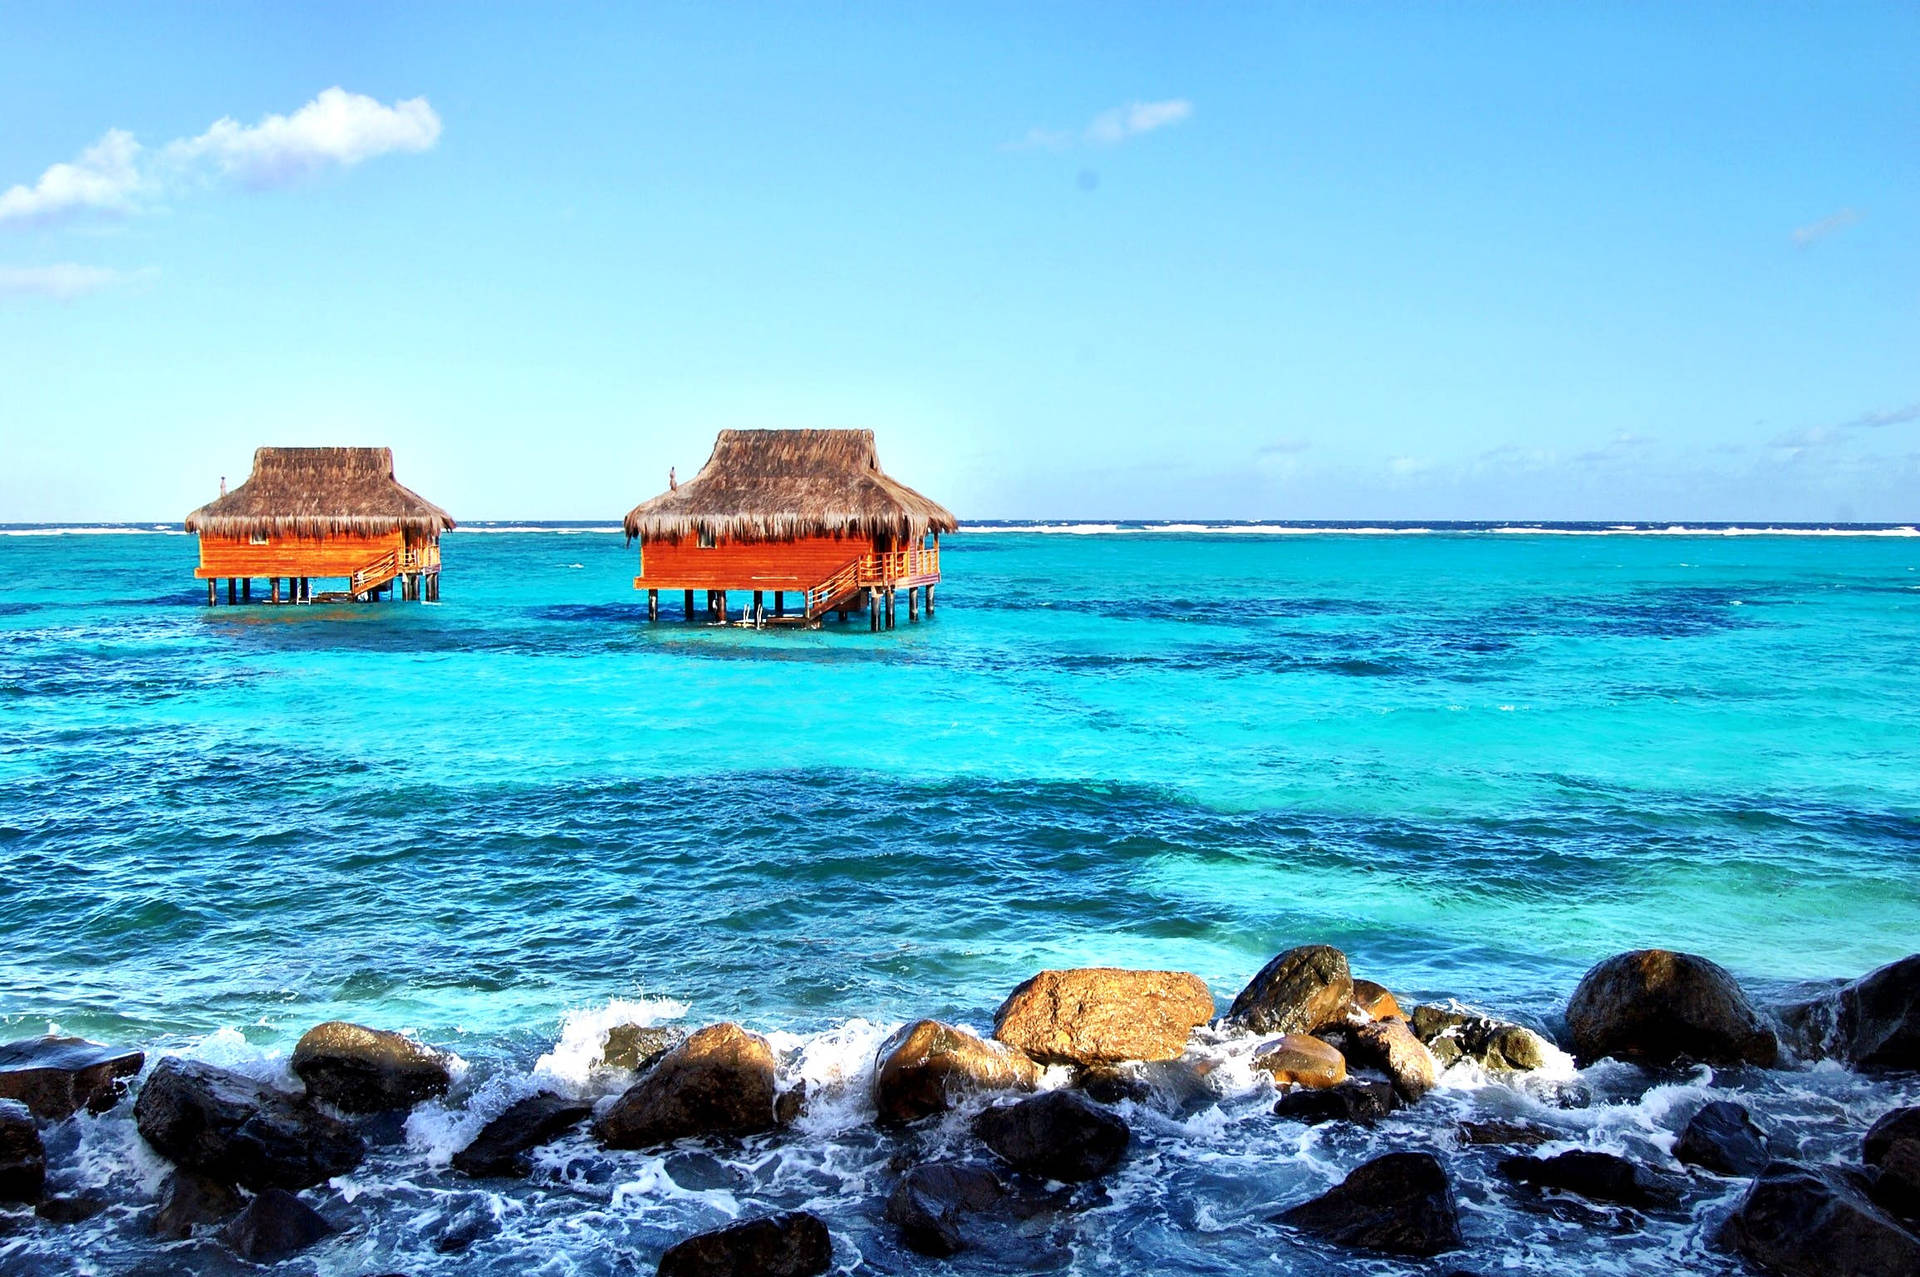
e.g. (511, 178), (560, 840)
(804, 558), (865, 617)
(350, 544), (439, 592)
(859, 545), (940, 584)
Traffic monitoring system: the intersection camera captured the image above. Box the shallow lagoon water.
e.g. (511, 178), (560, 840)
(2, 524), (1918, 1273)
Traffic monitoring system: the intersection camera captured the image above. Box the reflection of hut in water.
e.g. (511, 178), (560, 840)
(184, 447), (454, 606)
(624, 429), (956, 629)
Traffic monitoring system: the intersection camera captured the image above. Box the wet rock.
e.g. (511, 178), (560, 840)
(1565, 949), (1777, 1067)
(885, 1160), (1006, 1257)
(1351, 979), (1402, 1020)
(149, 1169), (244, 1239)
(452, 1091), (593, 1177)
(594, 1023), (777, 1149)
(220, 1187), (336, 1262)
(1458, 1119), (1554, 1147)
(134, 1057), (365, 1191)
(1228, 945), (1353, 1036)
(1075, 1063), (1154, 1105)
(1827, 955), (1920, 1072)
(973, 1089), (1130, 1182)
(1499, 1150), (1683, 1208)
(1867, 1108), (1920, 1166)
(1410, 1004), (1553, 1072)
(603, 1024), (686, 1073)
(1272, 1078), (1397, 1126)
(0, 1099), (44, 1204)
(992, 968), (1214, 1066)
(35, 1191), (108, 1225)
(0, 1036), (145, 1121)
(1253, 1034), (1347, 1089)
(655, 1209), (832, 1277)
(1346, 1018), (1437, 1103)
(1720, 1160), (1920, 1277)
(1870, 1138), (1920, 1224)
(434, 1202), (498, 1253)
(1676, 1100), (1770, 1177)
(871, 1020), (1040, 1125)
(1277, 1151), (1463, 1256)
(290, 1021), (452, 1114)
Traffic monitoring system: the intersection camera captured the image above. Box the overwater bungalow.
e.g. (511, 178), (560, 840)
(624, 429), (956, 629)
(184, 447), (454, 605)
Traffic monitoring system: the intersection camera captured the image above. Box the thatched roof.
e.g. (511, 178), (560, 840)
(184, 447), (455, 539)
(624, 429), (957, 543)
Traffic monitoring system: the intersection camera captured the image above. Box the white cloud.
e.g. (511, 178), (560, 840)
(1792, 208), (1860, 247)
(1008, 98), (1193, 151)
(0, 130), (144, 227)
(1842, 402), (1920, 430)
(0, 263), (150, 300)
(166, 88), (441, 188)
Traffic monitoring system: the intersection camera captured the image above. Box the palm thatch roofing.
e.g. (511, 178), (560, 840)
(624, 429), (957, 543)
(184, 447), (455, 540)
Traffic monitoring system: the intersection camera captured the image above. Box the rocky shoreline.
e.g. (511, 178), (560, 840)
(2, 946), (1918, 1274)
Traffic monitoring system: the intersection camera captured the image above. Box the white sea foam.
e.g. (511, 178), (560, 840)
(531, 995), (692, 1092)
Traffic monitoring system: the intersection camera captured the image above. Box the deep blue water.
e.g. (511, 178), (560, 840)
(2, 523), (1917, 1274)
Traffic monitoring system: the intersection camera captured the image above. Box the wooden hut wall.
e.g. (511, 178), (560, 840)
(194, 530), (407, 579)
(638, 532), (880, 589)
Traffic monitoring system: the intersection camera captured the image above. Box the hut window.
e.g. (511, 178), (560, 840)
(698, 529), (717, 549)
(249, 532), (270, 546)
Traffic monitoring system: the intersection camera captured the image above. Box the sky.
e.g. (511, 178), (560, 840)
(1, 3), (1915, 523)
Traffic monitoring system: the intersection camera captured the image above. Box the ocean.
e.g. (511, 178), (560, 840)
(2, 522), (1918, 1274)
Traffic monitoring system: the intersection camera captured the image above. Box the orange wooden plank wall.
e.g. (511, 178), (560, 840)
(637, 533), (878, 589)
(195, 531), (408, 579)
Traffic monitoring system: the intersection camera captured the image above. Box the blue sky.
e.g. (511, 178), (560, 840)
(2, 3), (1914, 522)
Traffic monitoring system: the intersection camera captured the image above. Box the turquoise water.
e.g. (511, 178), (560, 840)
(2, 524), (1918, 1273)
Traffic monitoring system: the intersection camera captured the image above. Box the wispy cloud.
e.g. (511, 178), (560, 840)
(1841, 402), (1920, 430)
(0, 88), (441, 229)
(1792, 208), (1861, 248)
(1008, 98), (1193, 151)
(0, 263), (152, 300)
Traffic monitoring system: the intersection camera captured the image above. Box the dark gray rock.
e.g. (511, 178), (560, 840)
(1565, 949), (1777, 1067)
(1228, 945), (1353, 1036)
(1677, 1100), (1770, 1177)
(655, 1209), (832, 1277)
(0, 1036), (145, 1121)
(1272, 1078), (1397, 1126)
(1866, 1106), (1920, 1167)
(1720, 1160), (1920, 1277)
(1829, 955), (1920, 1072)
(1499, 1150), (1682, 1208)
(35, 1191), (108, 1225)
(451, 1091), (592, 1178)
(0, 1099), (44, 1204)
(1870, 1138), (1920, 1225)
(973, 1090), (1130, 1183)
(220, 1187), (336, 1262)
(149, 1169), (244, 1239)
(1277, 1151), (1463, 1256)
(290, 1021), (452, 1114)
(434, 1202), (498, 1253)
(884, 1161), (1005, 1257)
(134, 1057), (364, 1191)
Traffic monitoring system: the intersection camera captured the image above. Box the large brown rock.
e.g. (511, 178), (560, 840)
(1252, 1034), (1346, 1089)
(0, 1036), (145, 1121)
(973, 1090), (1130, 1182)
(1346, 1018), (1438, 1103)
(1277, 1151), (1462, 1256)
(656, 1210), (832, 1277)
(604, 1025), (686, 1073)
(133, 1057), (365, 1191)
(1564, 950), (1777, 1067)
(290, 1021), (452, 1114)
(1228, 945), (1353, 1036)
(992, 968), (1213, 1066)
(1720, 1161), (1920, 1277)
(594, 1023), (778, 1149)
(0, 1098), (44, 1204)
(872, 1020), (1040, 1125)
(1351, 980), (1402, 1021)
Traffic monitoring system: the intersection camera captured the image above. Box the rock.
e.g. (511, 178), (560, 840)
(1867, 1108), (1920, 1166)
(35, 1192), (109, 1225)
(775, 1082), (806, 1126)
(1830, 955), (1920, 1071)
(1074, 1063), (1154, 1105)
(871, 1020), (1040, 1125)
(133, 1057), (365, 1191)
(1458, 1120), (1554, 1147)
(973, 1089), (1130, 1182)
(1346, 1018), (1437, 1103)
(1871, 1138), (1920, 1224)
(885, 1161), (1006, 1257)
(1409, 1004), (1553, 1072)
(149, 1169), (244, 1239)
(434, 1202), (497, 1253)
(1277, 1151), (1463, 1256)
(1564, 949), (1778, 1067)
(655, 1209), (832, 1277)
(1676, 1100), (1770, 1177)
(0, 1036), (145, 1121)
(220, 1187), (336, 1262)
(593, 1023), (778, 1149)
(1228, 945), (1353, 1036)
(1351, 980), (1402, 1020)
(1720, 1160), (1920, 1277)
(603, 1024), (686, 1073)
(1499, 1150), (1682, 1208)
(452, 1091), (593, 1177)
(992, 968), (1214, 1066)
(0, 1099), (44, 1204)
(290, 1021), (452, 1114)
(1273, 1079), (1397, 1126)
(1253, 1034), (1347, 1089)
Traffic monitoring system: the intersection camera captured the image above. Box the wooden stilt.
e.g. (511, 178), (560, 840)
(429, 574), (439, 602)
(868, 589), (879, 632)
(684, 589), (696, 621)
(648, 588), (659, 621)
(242, 578), (251, 603)
(838, 608), (848, 622)
(908, 586), (918, 623)
(301, 577), (310, 603)
(773, 591), (784, 617)
(926, 584), (935, 616)
(753, 590), (764, 620)
(207, 579), (217, 607)
(270, 577), (281, 604)
(717, 590), (727, 622)
(227, 578), (237, 605)
(885, 587), (895, 630)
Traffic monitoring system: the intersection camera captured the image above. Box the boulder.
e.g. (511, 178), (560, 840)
(973, 1090), (1130, 1182)
(220, 1187), (336, 1262)
(452, 1091), (593, 1177)
(1229, 945), (1353, 1036)
(594, 1023), (778, 1149)
(656, 1210), (832, 1277)
(1458, 1120), (1554, 1148)
(1829, 955), (1920, 1072)
(1351, 980), (1402, 1021)
(0, 1036), (145, 1120)
(149, 1169), (244, 1239)
(872, 1020), (1040, 1125)
(35, 1192), (109, 1225)
(133, 1057), (365, 1191)
(1871, 1138), (1920, 1224)
(290, 1021), (452, 1114)
(992, 968), (1214, 1066)
(604, 1024), (686, 1073)
(1273, 1079), (1397, 1126)
(1676, 1100), (1770, 1177)
(1252, 1034), (1346, 1089)
(1074, 1063), (1154, 1105)
(1867, 1108), (1920, 1167)
(1277, 1151), (1462, 1256)
(1345, 1018), (1437, 1103)
(1409, 1005), (1552, 1072)
(1498, 1150), (1682, 1208)
(1564, 950), (1777, 1067)
(1720, 1160), (1920, 1277)
(885, 1161), (1006, 1257)
(0, 1099), (44, 1204)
